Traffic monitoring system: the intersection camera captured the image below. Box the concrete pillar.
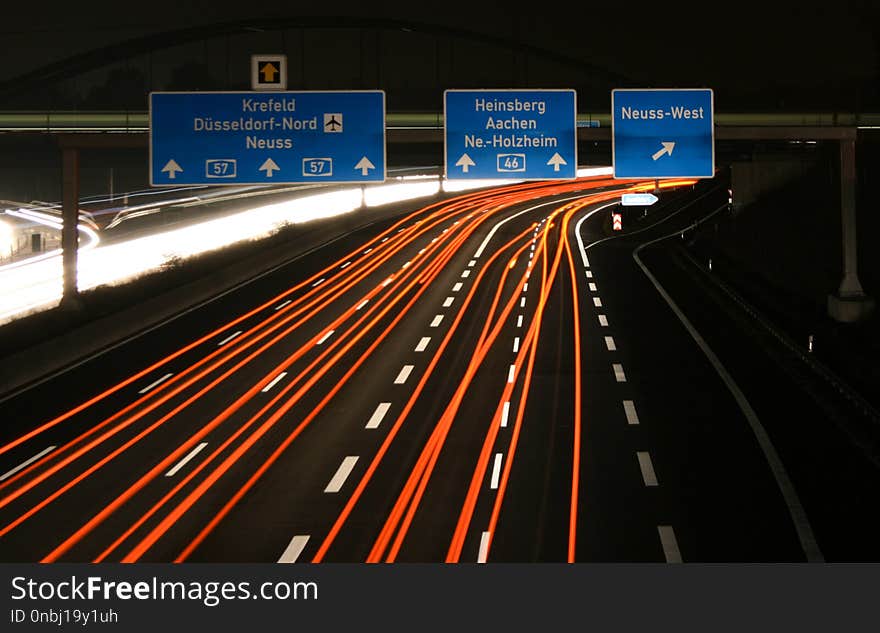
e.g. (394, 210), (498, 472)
(828, 138), (874, 322)
(61, 146), (81, 309)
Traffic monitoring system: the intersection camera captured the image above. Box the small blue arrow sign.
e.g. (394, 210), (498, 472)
(621, 193), (659, 206)
(150, 91), (386, 185)
(612, 89), (714, 179)
(444, 89), (577, 180)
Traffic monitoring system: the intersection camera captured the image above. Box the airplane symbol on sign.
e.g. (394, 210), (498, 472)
(324, 113), (343, 133)
(258, 62), (280, 83)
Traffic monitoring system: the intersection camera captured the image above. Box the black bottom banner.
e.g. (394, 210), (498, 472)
(0, 564), (876, 631)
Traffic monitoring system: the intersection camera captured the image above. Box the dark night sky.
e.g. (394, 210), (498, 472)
(1, 1), (878, 107)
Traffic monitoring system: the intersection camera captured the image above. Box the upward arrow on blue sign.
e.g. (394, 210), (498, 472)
(444, 89), (577, 180)
(612, 89), (714, 179)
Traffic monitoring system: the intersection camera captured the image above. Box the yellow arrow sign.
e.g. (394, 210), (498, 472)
(259, 62), (279, 83)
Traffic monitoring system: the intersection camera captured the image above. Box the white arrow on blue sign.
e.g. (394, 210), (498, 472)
(621, 193), (658, 206)
(612, 88), (714, 179)
(444, 89), (577, 180)
(150, 91), (386, 186)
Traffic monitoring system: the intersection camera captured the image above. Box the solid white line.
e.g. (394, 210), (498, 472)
(507, 364), (516, 383)
(278, 535), (310, 563)
(262, 372), (288, 393)
(634, 232), (824, 562)
(316, 330), (334, 345)
(478, 531), (491, 563)
(0, 445), (56, 481)
(585, 270), (593, 278)
(613, 363), (626, 382)
(453, 282), (463, 292)
(325, 456), (359, 493)
(512, 337), (520, 353)
(623, 400), (640, 425)
(520, 297), (526, 308)
(217, 330), (242, 346)
(415, 337), (431, 352)
(341, 261), (352, 269)
(469, 260), (476, 267)
(589, 282), (597, 292)
(366, 402), (392, 429)
(430, 315), (444, 327)
(500, 401), (510, 428)
(516, 315), (523, 328)
(165, 443), (208, 477)
(490, 453), (503, 489)
(658, 526), (682, 563)
(274, 299), (292, 311)
(356, 299), (369, 310)
(139, 372), (174, 394)
(395, 365), (414, 384)
(604, 336), (617, 351)
(312, 278), (326, 287)
(598, 314), (608, 327)
(443, 297), (454, 308)
(522, 282), (528, 292)
(593, 297), (602, 308)
(461, 270), (471, 278)
(637, 451), (659, 486)
(473, 193), (588, 259)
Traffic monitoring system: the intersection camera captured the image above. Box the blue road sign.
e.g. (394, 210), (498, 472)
(150, 91), (385, 185)
(621, 192), (658, 206)
(444, 89), (577, 180)
(612, 89), (714, 179)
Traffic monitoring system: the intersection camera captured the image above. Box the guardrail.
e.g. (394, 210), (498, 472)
(1, 111), (879, 132)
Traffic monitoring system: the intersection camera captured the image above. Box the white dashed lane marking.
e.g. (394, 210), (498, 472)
(453, 283), (463, 292)
(165, 443), (208, 477)
(637, 451), (659, 486)
(139, 373), (174, 394)
(325, 456), (359, 493)
(394, 365), (414, 384)
(500, 401), (510, 428)
(316, 330), (334, 345)
(623, 400), (640, 425)
(415, 337), (431, 352)
(0, 446), (56, 482)
(593, 297), (602, 308)
(613, 364), (627, 382)
(430, 315), (444, 328)
(604, 336), (617, 351)
(217, 331), (242, 346)
(490, 454), (503, 489)
(658, 526), (682, 563)
(598, 314), (608, 327)
(478, 531), (491, 563)
(274, 299), (292, 311)
(278, 535), (310, 563)
(443, 297), (454, 308)
(366, 403), (392, 429)
(261, 372), (288, 393)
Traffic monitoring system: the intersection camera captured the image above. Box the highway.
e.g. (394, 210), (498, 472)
(0, 174), (822, 563)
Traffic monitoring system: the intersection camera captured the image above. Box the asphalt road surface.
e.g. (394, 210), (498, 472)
(0, 175), (825, 563)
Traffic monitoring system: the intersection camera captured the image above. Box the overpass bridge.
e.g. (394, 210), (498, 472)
(1, 108), (875, 321)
